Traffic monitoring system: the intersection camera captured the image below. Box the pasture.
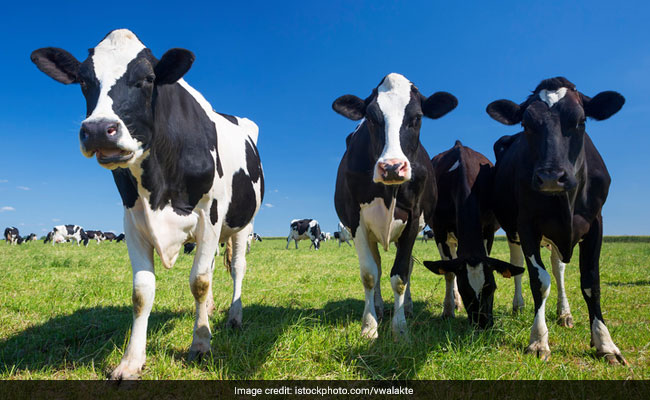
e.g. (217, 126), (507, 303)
(1, 237), (648, 379)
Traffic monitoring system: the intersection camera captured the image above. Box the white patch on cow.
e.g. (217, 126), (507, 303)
(467, 262), (485, 299)
(528, 255), (551, 299)
(550, 247), (572, 321)
(583, 288), (592, 298)
(51, 224), (84, 246)
(360, 197), (407, 251)
(448, 160), (460, 172)
(539, 87), (568, 108)
(591, 318), (621, 355)
(527, 255), (551, 351)
(375, 73), (412, 182)
(390, 274), (408, 339)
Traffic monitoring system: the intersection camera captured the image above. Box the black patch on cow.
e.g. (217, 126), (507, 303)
(245, 139), (262, 183)
(225, 169), (256, 228)
(291, 219), (312, 235)
(218, 112), (238, 125)
(112, 168), (139, 208)
(65, 225), (76, 235)
(210, 199), (219, 225)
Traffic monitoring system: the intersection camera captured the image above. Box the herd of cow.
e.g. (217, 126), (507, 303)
(19, 29), (626, 379)
(4, 225), (125, 246)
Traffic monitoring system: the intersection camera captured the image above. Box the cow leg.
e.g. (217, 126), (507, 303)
(286, 235), (291, 250)
(509, 240), (526, 313)
(369, 242), (384, 320)
(579, 215), (626, 365)
(226, 227), (250, 329)
(110, 217), (154, 380)
(354, 226), (380, 339)
(390, 220), (418, 342)
(404, 256), (414, 317)
(520, 231), (551, 360)
(188, 210), (221, 361)
(448, 242), (462, 312)
(551, 247), (573, 328)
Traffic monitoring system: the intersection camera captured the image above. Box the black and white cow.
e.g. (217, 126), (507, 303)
(85, 230), (105, 245)
(423, 141), (524, 327)
(334, 222), (353, 247)
(286, 219), (322, 250)
(22, 233), (38, 243)
(115, 233), (125, 242)
(486, 77), (626, 363)
(4, 227), (19, 245)
(31, 29), (264, 379)
(333, 73), (457, 340)
(421, 229), (434, 243)
(103, 232), (117, 241)
(51, 224), (86, 246)
(246, 232), (262, 253)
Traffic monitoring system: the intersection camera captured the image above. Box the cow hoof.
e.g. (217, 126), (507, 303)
(361, 326), (378, 340)
(188, 342), (212, 362)
(525, 343), (551, 361)
(441, 308), (456, 319)
(226, 318), (242, 329)
(597, 351), (628, 366)
(109, 361), (143, 381)
(557, 314), (574, 328)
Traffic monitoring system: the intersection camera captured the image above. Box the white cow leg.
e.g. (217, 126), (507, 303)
(525, 253), (551, 361)
(437, 242), (459, 317)
(111, 216), (155, 380)
(226, 226), (250, 329)
(354, 227), (380, 339)
(369, 242), (384, 320)
(551, 248), (574, 328)
(509, 241), (526, 313)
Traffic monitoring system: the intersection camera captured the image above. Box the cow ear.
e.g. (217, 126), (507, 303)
(486, 100), (522, 125)
(31, 47), (81, 85)
(332, 95), (366, 120)
(422, 92), (458, 119)
(486, 257), (525, 278)
(423, 259), (462, 275)
(582, 91), (625, 121)
(154, 48), (195, 85)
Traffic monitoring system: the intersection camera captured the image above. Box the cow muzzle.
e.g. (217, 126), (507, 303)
(80, 119), (134, 165)
(374, 159), (410, 184)
(532, 167), (576, 193)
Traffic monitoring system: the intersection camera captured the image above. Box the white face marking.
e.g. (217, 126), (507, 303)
(539, 87), (568, 108)
(374, 73), (413, 182)
(467, 263), (485, 299)
(448, 160), (460, 172)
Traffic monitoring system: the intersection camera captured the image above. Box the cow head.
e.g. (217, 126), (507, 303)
(486, 77), (624, 194)
(332, 73), (457, 185)
(31, 29), (195, 170)
(424, 257), (524, 328)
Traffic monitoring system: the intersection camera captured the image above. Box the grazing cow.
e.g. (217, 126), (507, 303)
(4, 227), (19, 245)
(115, 233), (125, 242)
(333, 73), (457, 340)
(334, 222), (353, 247)
(324, 232), (331, 241)
(22, 233), (38, 243)
(421, 229), (434, 243)
(286, 219), (322, 250)
(103, 232), (117, 241)
(31, 29), (264, 379)
(246, 232), (262, 253)
(51, 224), (86, 246)
(486, 77), (626, 363)
(43, 231), (53, 244)
(422, 141), (524, 327)
(85, 230), (105, 245)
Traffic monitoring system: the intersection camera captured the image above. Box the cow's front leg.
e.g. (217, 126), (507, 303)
(437, 239), (461, 317)
(404, 256), (414, 317)
(551, 248), (573, 328)
(508, 240), (526, 313)
(354, 226), (380, 339)
(580, 215), (626, 365)
(390, 221), (418, 342)
(226, 225), (251, 329)
(110, 219), (154, 380)
(369, 242), (384, 320)
(188, 210), (221, 361)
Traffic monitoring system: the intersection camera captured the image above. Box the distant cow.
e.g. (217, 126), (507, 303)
(51, 225), (85, 246)
(4, 227), (19, 245)
(103, 232), (117, 241)
(423, 141), (523, 327)
(115, 233), (125, 243)
(333, 73), (457, 340)
(486, 76), (626, 363)
(421, 229), (434, 243)
(334, 222), (353, 247)
(286, 219), (322, 250)
(246, 232), (262, 253)
(84, 230), (105, 245)
(32, 29), (264, 379)
(22, 233), (38, 243)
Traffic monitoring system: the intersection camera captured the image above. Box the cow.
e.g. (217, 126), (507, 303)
(22, 233), (38, 243)
(50, 224), (86, 246)
(31, 29), (264, 380)
(323, 232), (331, 241)
(246, 232), (262, 253)
(333, 72), (457, 340)
(334, 222), (353, 247)
(43, 231), (53, 244)
(103, 232), (117, 241)
(84, 230), (105, 245)
(486, 76), (626, 364)
(422, 140), (524, 327)
(421, 229), (434, 243)
(286, 219), (322, 250)
(115, 233), (125, 243)
(4, 227), (19, 245)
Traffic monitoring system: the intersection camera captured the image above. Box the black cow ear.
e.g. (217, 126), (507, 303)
(486, 257), (525, 278)
(422, 92), (458, 119)
(154, 48), (195, 85)
(582, 91), (625, 121)
(332, 95), (366, 120)
(486, 100), (522, 125)
(423, 259), (462, 275)
(30, 47), (81, 85)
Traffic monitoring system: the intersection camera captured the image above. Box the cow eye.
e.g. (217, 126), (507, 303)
(146, 74), (155, 83)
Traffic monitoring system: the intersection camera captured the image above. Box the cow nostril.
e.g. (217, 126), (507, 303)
(535, 173), (545, 186)
(106, 125), (118, 136)
(558, 172), (568, 184)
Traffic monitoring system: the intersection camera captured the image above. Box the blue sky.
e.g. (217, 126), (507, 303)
(1, 1), (648, 236)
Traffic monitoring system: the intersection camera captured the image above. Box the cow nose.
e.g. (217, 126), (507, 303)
(533, 168), (574, 193)
(80, 120), (119, 142)
(376, 159), (409, 182)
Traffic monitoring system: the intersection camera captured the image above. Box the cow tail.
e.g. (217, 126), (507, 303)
(223, 238), (233, 274)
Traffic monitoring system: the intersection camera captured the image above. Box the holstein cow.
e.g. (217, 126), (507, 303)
(4, 227), (19, 245)
(22, 233), (38, 243)
(421, 229), (434, 243)
(486, 77), (626, 363)
(286, 219), (322, 250)
(85, 230), (105, 245)
(333, 73), (457, 340)
(246, 232), (262, 253)
(51, 224), (86, 246)
(103, 232), (117, 241)
(31, 29), (264, 379)
(115, 233), (125, 242)
(423, 141), (524, 327)
(334, 222), (353, 247)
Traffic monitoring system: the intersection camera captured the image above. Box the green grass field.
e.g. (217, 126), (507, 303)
(1, 238), (649, 379)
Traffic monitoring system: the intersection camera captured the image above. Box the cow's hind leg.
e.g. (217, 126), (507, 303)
(111, 217), (155, 380)
(437, 239), (461, 318)
(551, 247), (573, 328)
(509, 240), (526, 313)
(226, 226), (251, 329)
(354, 226), (380, 339)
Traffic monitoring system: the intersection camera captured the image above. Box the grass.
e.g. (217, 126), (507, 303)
(0, 237), (649, 379)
